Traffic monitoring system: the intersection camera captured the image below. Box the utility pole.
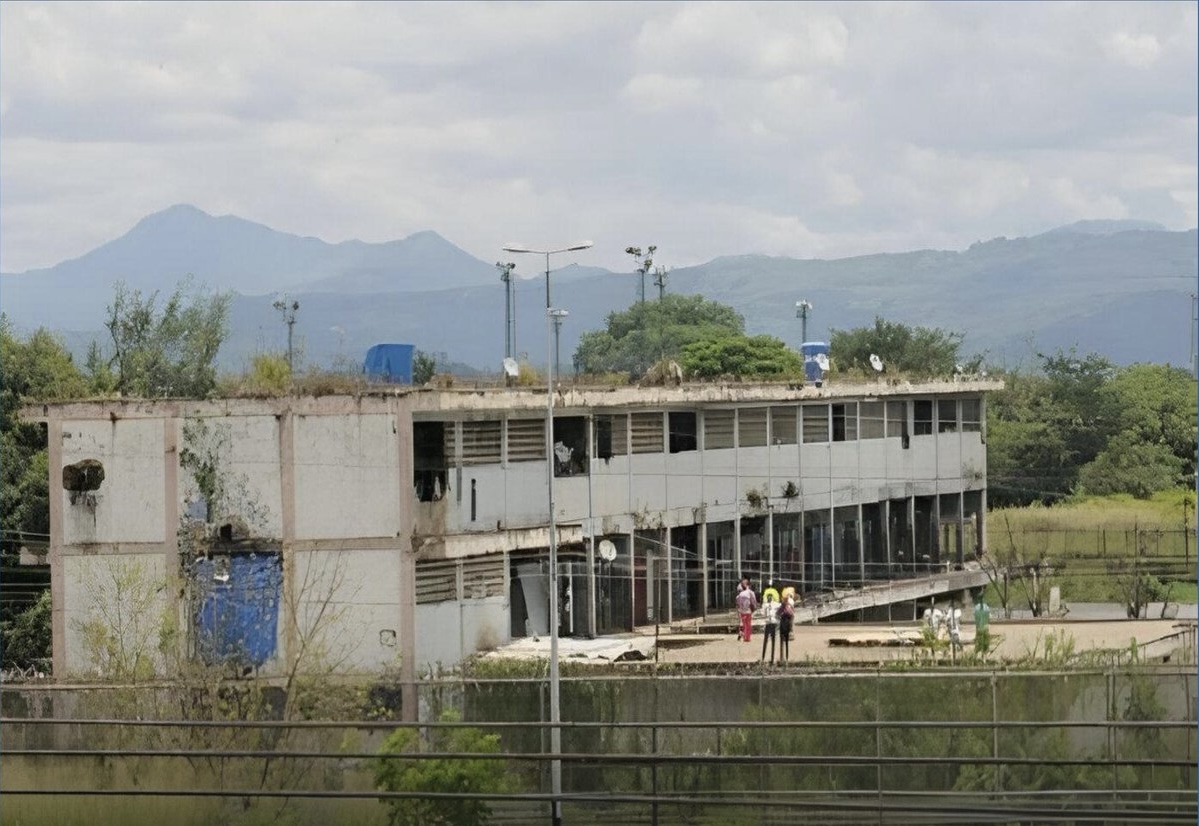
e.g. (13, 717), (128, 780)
(497, 261), (516, 360)
(272, 297), (299, 373)
(626, 244), (656, 304)
(795, 300), (813, 344)
(653, 265), (669, 300)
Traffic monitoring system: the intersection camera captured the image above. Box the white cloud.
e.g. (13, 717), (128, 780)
(1104, 31), (1163, 68)
(0, 1), (1195, 275)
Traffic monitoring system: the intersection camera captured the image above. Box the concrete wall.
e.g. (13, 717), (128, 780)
(61, 419), (165, 546)
(293, 414), (399, 541)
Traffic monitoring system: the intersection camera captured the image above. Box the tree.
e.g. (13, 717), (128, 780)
(412, 350), (437, 384)
(986, 349), (1121, 505)
(0, 590), (51, 671)
(574, 294), (745, 377)
(680, 334), (803, 379)
(98, 278), (230, 398)
(829, 317), (971, 377)
(1036, 348), (1116, 471)
(0, 319), (89, 555)
(986, 371), (1074, 505)
(1100, 363), (1197, 480)
(1077, 433), (1184, 499)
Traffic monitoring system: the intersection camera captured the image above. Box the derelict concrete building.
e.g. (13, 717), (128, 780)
(27, 379), (997, 682)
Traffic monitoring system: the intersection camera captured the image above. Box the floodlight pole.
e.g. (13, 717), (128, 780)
(502, 240), (593, 826)
(497, 262), (517, 360)
(273, 298), (300, 373)
(796, 300), (812, 344)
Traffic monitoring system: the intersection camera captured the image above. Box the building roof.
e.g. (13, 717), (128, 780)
(22, 378), (1003, 422)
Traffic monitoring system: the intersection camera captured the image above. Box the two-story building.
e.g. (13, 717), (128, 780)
(27, 378), (997, 683)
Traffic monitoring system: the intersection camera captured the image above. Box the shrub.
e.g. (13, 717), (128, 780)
(374, 709), (516, 826)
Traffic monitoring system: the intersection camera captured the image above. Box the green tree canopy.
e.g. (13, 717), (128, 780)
(987, 350), (1197, 504)
(829, 317), (970, 377)
(97, 278), (230, 398)
(1, 318), (89, 554)
(573, 294), (744, 377)
(680, 334), (803, 379)
(1077, 432), (1184, 499)
(1099, 363), (1197, 479)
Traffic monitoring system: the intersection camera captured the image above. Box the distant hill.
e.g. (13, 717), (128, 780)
(0, 204), (497, 329)
(2, 205), (1194, 372)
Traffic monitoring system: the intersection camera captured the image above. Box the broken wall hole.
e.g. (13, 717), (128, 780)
(63, 459), (105, 493)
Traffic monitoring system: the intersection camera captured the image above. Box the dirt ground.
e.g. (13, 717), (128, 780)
(648, 618), (1196, 666)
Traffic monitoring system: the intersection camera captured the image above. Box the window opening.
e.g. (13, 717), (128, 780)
(859, 401), (884, 439)
(594, 414), (628, 459)
(461, 420), (502, 465)
(913, 400), (933, 436)
(704, 409), (735, 450)
(885, 401), (907, 439)
(413, 421), (449, 502)
(831, 402), (858, 442)
(553, 416), (589, 477)
(668, 411), (698, 453)
(961, 398), (982, 432)
(770, 406), (797, 445)
(630, 412), (664, 454)
(802, 404), (829, 443)
(738, 407), (768, 447)
(507, 418), (545, 462)
(938, 399), (958, 433)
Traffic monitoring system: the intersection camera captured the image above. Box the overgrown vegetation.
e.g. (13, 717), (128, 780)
(374, 709), (517, 826)
(980, 490), (1195, 612)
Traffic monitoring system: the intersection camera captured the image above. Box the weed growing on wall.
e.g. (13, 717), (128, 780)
(74, 559), (173, 682)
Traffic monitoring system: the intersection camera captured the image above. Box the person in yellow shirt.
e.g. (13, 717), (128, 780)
(762, 581), (780, 605)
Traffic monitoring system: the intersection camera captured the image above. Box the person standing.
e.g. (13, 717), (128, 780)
(760, 592), (780, 663)
(778, 591), (795, 663)
(735, 579), (758, 642)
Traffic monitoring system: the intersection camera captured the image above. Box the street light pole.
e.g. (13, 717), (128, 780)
(550, 309), (569, 379)
(502, 240), (592, 826)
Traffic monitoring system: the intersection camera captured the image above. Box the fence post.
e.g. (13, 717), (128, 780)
(1108, 669), (1117, 802)
(875, 670), (883, 819)
(991, 672), (1000, 796)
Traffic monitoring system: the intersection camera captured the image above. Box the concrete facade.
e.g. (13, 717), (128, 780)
(26, 379), (997, 683)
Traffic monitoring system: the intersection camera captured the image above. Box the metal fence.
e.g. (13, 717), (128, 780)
(2, 666), (1195, 825)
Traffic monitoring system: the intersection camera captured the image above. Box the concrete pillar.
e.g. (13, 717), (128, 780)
(48, 417), (65, 679)
(394, 399), (418, 722)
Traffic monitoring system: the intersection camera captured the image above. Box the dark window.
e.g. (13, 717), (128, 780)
(413, 421), (449, 502)
(831, 403), (858, 442)
(668, 412), (698, 453)
(593, 414), (628, 459)
(938, 399), (958, 433)
(913, 400), (933, 436)
(553, 416), (589, 477)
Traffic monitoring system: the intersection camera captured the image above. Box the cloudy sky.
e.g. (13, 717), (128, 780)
(1, 1), (1195, 275)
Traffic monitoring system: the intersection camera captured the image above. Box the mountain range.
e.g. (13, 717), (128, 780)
(2, 204), (1194, 374)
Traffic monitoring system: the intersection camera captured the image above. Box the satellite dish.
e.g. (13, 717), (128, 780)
(502, 357), (520, 378)
(869, 354), (884, 372)
(598, 539), (617, 563)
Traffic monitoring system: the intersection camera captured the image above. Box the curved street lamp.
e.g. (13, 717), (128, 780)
(500, 240), (592, 826)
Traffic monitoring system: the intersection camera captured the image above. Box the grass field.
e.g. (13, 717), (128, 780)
(985, 489), (1197, 608)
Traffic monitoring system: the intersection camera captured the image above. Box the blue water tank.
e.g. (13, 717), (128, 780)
(364, 343), (415, 384)
(801, 341), (829, 385)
